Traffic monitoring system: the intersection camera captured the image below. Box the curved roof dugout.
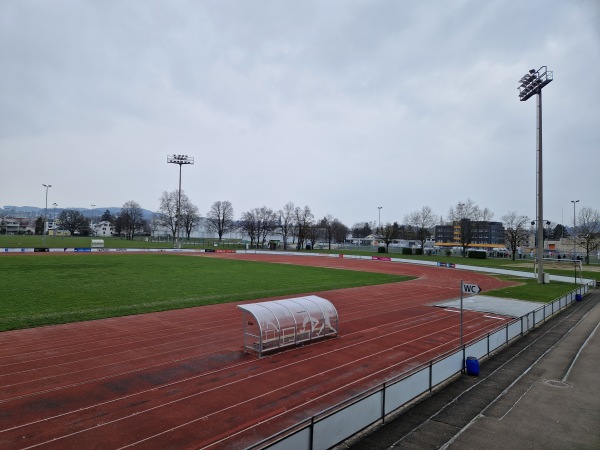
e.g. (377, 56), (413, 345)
(237, 295), (339, 357)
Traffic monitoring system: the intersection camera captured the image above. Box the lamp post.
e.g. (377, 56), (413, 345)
(519, 66), (553, 284)
(52, 203), (57, 238)
(42, 184), (51, 246)
(91, 204), (96, 236)
(571, 200), (579, 259)
(167, 154), (194, 249)
(377, 206), (382, 234)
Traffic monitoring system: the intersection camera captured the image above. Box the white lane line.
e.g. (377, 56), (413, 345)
(562, 320), (599, 383)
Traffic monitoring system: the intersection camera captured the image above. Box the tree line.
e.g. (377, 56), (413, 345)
(34, 193), (600, 263)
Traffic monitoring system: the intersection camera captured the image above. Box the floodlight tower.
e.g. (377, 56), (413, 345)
(167, 154), (194, 249)
(518, 66), (553, 284)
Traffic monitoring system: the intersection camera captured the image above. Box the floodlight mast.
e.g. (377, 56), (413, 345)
(518, 66), (553, 284)
(167, 155), (194, 249)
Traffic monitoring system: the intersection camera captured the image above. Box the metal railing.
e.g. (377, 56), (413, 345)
(248, 283), (591, 450)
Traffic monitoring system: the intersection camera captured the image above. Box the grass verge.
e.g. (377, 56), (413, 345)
(481, 275), (580, 302)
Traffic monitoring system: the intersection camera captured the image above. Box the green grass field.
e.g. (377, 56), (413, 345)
(0, 254), (413, 331)
(1, 240), (592, 332)
(0, 235), (239, 249)
(1, 235), (597, 283)
(480, 275), (580, 302)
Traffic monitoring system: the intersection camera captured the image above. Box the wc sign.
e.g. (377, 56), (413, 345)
(459, 280), (483, 348)
(462, 283), (482, 295)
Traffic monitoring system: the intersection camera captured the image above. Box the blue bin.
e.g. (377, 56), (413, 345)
(466, 356), (480, 376)
(575, 294), (582, 301)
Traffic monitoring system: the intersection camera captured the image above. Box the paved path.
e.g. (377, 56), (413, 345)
(349, 288), (600, 449)
(435, 295), (547, 317)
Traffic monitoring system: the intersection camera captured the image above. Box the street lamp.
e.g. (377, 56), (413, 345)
(571, 200), (579, 259)
(91, 204), (96, 236)
(518, 66), (553, 284)
(52, 203), (57, 238)
(167, 154), (194, 249)
(42, 184), (51, 246)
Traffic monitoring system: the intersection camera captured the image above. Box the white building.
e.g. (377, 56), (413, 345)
(93, 221), (115, 237)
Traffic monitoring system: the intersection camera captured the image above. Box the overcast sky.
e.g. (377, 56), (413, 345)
(1, 0), (599, 227)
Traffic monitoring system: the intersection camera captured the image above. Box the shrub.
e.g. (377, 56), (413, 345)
(467, 250), (487, 259)
(402, 247), (413, 255)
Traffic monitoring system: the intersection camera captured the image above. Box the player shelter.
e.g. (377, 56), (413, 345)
(237, 295), (338, 357)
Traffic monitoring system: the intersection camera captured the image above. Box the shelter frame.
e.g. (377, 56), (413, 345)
(238, 295), (339, 357)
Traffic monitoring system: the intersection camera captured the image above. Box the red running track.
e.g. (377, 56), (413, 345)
(0, 254), (516, 449)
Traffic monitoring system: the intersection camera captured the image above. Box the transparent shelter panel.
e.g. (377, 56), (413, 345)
(238, 296), (339, 357)
(289, 297), (326, 339)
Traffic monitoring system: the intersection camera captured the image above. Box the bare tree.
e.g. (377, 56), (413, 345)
(239, 206), (278, 248)
(157, 191), (178, 237)
(180, 197), (200, 239)
(448, 199), (492, 256)
(294, 205), (314, 250)
(405, 206), (437, 250)
(239, 209), (258, 247)
(377, 223), (398, 252)
(278, 202), (295, 250)
(157, 190), (199, 240)
(395, 222), (412, 240)
(319, 215), (339, 250)
(331, 219), (349, 244)
(120, 200), (145, 240)
(502, 211), (530, 260)
(480, 207), (494, 221)
(206, 201), (235, 241)
(307, 224), (321, 249)
(256, 206), (278, 248)
(575, 206), (600, 264)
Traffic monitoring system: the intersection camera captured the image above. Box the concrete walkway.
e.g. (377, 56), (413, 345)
(349, 289), (600, 450)
(435, 295), (545, 317)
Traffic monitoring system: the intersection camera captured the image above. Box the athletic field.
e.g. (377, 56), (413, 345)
(0, 251), (525, 448)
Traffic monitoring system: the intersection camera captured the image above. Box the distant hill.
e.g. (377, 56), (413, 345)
(2, 206), (155, 220)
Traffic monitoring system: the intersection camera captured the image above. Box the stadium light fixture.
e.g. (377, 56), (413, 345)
(518, 66), (553, 284)
(167, 154), (194, 249)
